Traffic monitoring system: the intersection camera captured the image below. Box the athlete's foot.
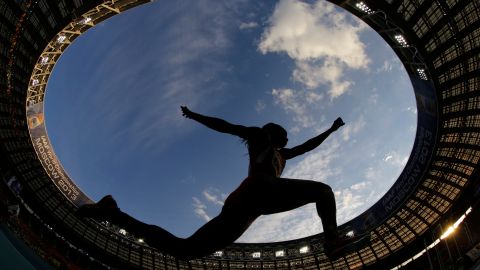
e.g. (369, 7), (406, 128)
(324, 239), (344, 260)
(76, 195), (119, 220)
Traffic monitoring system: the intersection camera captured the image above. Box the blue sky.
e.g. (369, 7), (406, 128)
(44, 0), (416, 243)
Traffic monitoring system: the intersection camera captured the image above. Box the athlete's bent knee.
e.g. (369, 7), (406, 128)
(313, 181), (333, 194)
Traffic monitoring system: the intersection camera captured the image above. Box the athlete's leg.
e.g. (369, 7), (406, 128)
(77, 196), (183, 255)
(256, 178), (338, 242)
(181, 207), (257, 259)
(108, 208), (256, 260)
(77, 195), (257, 260)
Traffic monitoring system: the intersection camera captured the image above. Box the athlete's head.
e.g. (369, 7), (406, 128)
(262, 123), (288, 148)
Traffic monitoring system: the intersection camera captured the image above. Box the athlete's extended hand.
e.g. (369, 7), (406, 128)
(181, 106), (196, 119)
(331, 117), (345, 131)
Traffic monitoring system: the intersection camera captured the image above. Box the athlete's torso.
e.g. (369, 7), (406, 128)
(223, 128), (286, 208)
(247, 129), (286, 178)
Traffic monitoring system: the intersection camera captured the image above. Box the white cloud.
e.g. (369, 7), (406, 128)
(383, 151), (408, 167)
(335, 188), (366, 223)
(202, 188), (226, 206)
(272, 88), (321, 128)
(375, 60), (394, 73)
(365, 166), (379, 182)
(192, 197), (211, 222)
(375, 57), (403, 74)
(240, 21), (258, 30)
(363, 150), (410, 203)
(255, 100), (266, 112)
(193, 188), (228, 222)
(259, 0), (370, 99)
(258, 0), (368, 66)
(306, 91), (323, 104)
(290, 126), (301, 134)
(369, 151), (409, 178)
(350, 181), (371, 191)
(272, 88), (303, 115)
(341, 115), (366, 141)
(293, 59), (353, 98)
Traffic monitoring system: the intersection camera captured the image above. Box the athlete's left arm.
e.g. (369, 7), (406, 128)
(280, 118), (345, 160)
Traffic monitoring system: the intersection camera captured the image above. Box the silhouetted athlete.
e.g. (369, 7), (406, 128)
(78, 106), (350, 260)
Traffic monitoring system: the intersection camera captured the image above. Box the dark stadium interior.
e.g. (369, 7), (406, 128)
(1, 0), (480, 269)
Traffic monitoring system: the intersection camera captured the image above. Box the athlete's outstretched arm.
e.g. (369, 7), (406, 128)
(282, 118), (344, 160)
(181, 106), (254, 139)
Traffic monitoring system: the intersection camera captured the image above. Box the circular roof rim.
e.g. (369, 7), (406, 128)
(23, 0), (434, 248)
(6, 0), (480, 266)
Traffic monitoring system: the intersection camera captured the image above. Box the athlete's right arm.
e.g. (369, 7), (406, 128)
(181, 106), (255, 139)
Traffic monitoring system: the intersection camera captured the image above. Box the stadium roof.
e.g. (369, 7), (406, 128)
(1, 0), (479, 269)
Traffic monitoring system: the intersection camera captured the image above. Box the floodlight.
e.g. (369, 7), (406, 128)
(40, 56), (49, 65)
(214, 251), (223, 257)
(57, 35), (66, 43)
(252, 252), (261, 258)
(31, 79), (39, 86)
(346, 230), (355, 238)
(355, 2), (374, 14)
(417, 68), (428, 80)
(440, 226), (455, 240)
(119, 229), (127, 235)
(138, 238), (144, 243)
(299, 246), (309, 254)
(275, 250), (285, 257)
(394, 34), (408, 47)
(80, 17), (92, 25)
